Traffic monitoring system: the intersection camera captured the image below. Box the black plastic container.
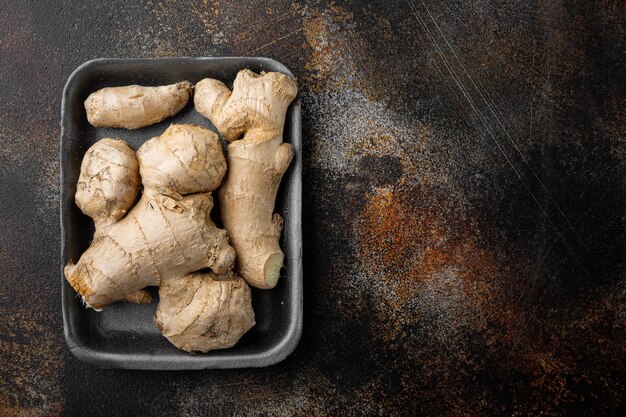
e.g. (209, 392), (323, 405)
(60, 58), (302, 370)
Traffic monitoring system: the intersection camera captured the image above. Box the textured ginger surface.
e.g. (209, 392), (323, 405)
(85, 81), (193, 129)
(195, 69), (298, 289)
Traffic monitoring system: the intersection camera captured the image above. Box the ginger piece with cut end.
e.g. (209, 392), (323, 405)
(155, 271), (255, 353)
(85, 81), (193, 129)
(194, 69), (298, 289)
(64, 124), (235, 310)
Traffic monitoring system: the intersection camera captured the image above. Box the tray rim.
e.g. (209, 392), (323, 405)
(60, 57), (303, 370)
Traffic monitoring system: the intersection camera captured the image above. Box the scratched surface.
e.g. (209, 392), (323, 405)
(0, 0), (624, 416)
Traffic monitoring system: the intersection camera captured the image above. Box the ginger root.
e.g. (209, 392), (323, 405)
(75, 138), (140, 231)
(68, 68), (300, 353)
(65, 124), (235, 310)
(194, 69), (298, 289)
(66, 123), (255, 352)
(155, 271), (255, 353)
(85, 81), (193, 129)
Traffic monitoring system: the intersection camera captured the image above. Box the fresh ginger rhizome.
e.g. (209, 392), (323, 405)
(65, 70), (297, 353)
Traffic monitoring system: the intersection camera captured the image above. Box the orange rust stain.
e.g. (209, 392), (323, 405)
(299, 4), (397, 105)
(355, 185), (531, 343)
(354, 184), (625, 412)
(301, 6), (356, 92)
(358, 187), (413, 271)
(357, 186), (476, 303)
(418, 245), (452, 275)
(358, 185), (510, 284)
(347, 133), (396, 159)
(0, 402), (63, 417)
(347, 124), (424, 156)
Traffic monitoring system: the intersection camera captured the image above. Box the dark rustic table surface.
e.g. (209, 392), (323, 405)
(0, 1), (624, 416)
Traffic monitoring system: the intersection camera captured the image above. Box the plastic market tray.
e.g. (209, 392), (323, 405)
(60, 57), (302, 370)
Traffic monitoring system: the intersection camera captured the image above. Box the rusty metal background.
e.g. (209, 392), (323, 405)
(0, 0), (624, 416)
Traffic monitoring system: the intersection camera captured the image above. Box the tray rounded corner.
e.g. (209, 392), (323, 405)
(258, 305), (303, 367)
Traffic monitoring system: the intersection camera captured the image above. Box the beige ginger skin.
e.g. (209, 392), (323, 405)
(74, 138), (141, 231)
(65, 124), (234, 310)
(194, 69), (297, 289)
(156, 271), (255, 353)
(85, 81), (193, 129)
(65, 124), (256, 352)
